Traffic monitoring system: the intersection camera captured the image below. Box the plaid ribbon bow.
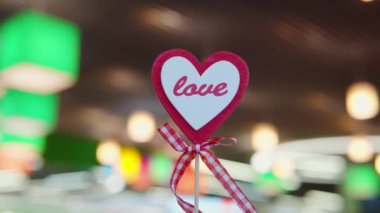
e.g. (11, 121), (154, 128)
(158, 123), (257, 213)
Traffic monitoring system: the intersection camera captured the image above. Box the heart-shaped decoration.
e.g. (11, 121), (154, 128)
(152, 49), (249, 144)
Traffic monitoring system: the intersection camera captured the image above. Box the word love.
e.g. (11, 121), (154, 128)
(173, 76), (228, 97)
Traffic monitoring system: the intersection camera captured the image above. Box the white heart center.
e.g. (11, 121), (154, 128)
(161, 56), (240, 130)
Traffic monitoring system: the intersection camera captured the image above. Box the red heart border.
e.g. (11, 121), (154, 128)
(152, 49), (249, 144)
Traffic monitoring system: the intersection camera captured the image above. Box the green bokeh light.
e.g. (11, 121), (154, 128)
(0, 10), (80, 77)
(2, 89), (58, 132)
(343, 164), (380, 199)
(0, 133), (46, 153)
(150, 153), (172, 184)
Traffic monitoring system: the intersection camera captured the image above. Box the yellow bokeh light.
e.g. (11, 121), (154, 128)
(96, 139), (121, 165)
(346, 82), (379, 120)
(126, 110), (156, 143)
(375, 154), (380, 174)
(347, 135), (373, 163)
(120, 147), (142, 183)
(251, 123), (279, 151)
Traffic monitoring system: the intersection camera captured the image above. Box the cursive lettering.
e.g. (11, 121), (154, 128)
(173, 76), (228, 97)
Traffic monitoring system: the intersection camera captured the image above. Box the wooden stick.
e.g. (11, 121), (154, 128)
(194, 153), (200, 213)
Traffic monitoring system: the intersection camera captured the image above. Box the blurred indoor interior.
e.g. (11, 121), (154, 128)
(0, 0), (380, 212)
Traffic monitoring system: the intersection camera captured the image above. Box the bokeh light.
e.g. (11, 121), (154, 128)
(126, 110), (156, 143)
(347, 135), (373, 163)
(346, 82), (379, 120)
(0, 10), (80, 94)
(120, 147), (142, 183)
(375, 154), (380, 174)
(250, 151), (275, 173)
(251, 123), (279, 152)
(150, 153), (172, 184)
(272, 158), (295, 179)
(96, 139), (121, 165)
(343, 164), (380, 199)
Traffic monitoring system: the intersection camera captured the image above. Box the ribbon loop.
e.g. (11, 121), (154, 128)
(158, 123), (188, 152)
(158, 123), (257, 213)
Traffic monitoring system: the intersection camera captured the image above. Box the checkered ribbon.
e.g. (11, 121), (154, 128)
(158, 123), (257, 213)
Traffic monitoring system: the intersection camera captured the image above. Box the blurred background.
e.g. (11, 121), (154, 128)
(0, 0), (380, 212)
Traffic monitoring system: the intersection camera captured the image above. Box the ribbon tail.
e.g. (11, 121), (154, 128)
(170, 152), (202, 213)
(200, 150), (257, 213)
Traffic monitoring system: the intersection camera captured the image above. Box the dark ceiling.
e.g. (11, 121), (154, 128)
(1, 0), (380, 160)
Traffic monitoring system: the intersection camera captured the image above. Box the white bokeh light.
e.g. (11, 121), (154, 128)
(346, 82), (379, 120)
(126, 111), (156, 143)
(251, 123), (279, 151)
(250, 151), (275, 173)
(347, 135), (373, 163)
(96, 139), (121, 165)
